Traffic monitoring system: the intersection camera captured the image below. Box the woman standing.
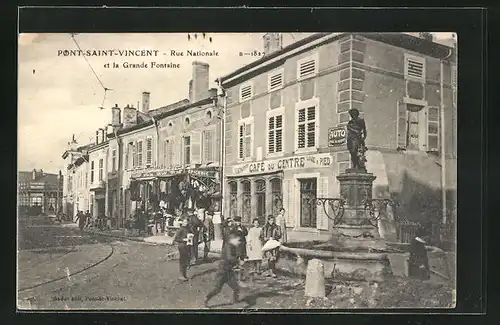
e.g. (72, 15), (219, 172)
(246, 218), (263, 274)
(408, 228), (430, 280)
(275, 208), (287, 243)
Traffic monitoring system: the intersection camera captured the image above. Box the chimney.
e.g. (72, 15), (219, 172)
(32, 169), (36, 180)
(100, 128), (105, 143)
(122, 104), (138, 129)
(141, 92), (150, 113)
(263, 33), (282, 55)
(111, 104), (121, 126)
(191, 61), (209, 102)
(188, 79), (193, 101)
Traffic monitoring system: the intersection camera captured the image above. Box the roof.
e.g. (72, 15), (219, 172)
(149, 99), (191, 117)
(18, 170), (61, 185)
(115, 97), (215, 136)
(218, 32), (455, 87)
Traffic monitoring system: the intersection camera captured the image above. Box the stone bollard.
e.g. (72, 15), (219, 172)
(305, 259), (326, 298)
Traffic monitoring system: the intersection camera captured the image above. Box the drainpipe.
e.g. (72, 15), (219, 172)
(440, 48), (453, 225)
(216, 78), (227, 215)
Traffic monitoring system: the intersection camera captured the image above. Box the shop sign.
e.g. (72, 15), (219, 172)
(328, 126), (347, 146)
(131, 167), (219, 179)
(229, 153), (333, 177)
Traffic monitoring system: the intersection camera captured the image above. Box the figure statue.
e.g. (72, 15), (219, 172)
(346, 108), (368, 171)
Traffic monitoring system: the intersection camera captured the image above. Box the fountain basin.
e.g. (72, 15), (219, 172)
(277, 241), (393, 282)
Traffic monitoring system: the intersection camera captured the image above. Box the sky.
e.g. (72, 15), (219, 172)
(18, 32), (454, 174)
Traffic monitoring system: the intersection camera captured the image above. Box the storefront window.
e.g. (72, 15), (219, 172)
(299, 178), (317, 228)
(241, 180), (251, 224)
(229, 182), (238, 218)
(271, 178), (283, 216)
(255, 179), (266, 221)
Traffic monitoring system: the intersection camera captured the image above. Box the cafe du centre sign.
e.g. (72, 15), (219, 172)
(229, 153), (333, 177)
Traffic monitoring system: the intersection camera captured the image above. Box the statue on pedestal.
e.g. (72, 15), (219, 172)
(346, 108), (368, 172)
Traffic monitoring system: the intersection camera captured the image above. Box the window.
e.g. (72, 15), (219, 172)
(146, 137), (152, 167)
(98, 159), (103, 181)
(241, 180), (251, 223)
(271, 178), (283, 217)
(184, 117), (190, 128)
(299, 178), (317, 228)
(183, 136), (191, 165)
(255, 180), (266, 222)
(164, 139), (173, 167)
(90, 161), (94, 183)
(203, 129), (215, 163)
(137, 140), (143, 167)
(268, 69), (284, 92)
(267, 110), (284, 155)
(112, 149), (116, 172)
(205, 110), (212, 121)
(297, 55), (318, 80)
(238, 118), (253, 160)
(85, 172), (88, 187)
(229, 182), (238, 219)
(296, 100), (318, 151)
(404, 54), (426, 81)
(427, 106), (440, 152)
(239, 83), (253, 102)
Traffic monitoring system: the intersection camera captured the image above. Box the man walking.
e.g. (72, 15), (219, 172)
(189, 210), (204, 264)
(173, 218), (193, 281)
(204, 231), (242, 307)
(202, 210), (215, 261)
(75, 210), (86, 236)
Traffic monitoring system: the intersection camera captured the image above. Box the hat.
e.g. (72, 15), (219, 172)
(233, 216), (242, 221)
(348, 108), (360, 117)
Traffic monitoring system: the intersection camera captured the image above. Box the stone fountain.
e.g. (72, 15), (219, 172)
(278, 109), (396, 282)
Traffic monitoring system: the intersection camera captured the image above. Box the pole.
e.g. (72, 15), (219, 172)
(56, 171), (61, 215)
(440, 49), (452, 225)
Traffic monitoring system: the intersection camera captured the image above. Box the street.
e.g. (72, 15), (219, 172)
(17, 216), (308, 310)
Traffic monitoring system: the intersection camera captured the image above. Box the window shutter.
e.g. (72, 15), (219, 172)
(240, 85), (252, 102)
(238, 124), (244, 159)
(191, 132), (202, 165)
(203, 129), (214, 163)
(276, 115), (283, 153)
(283, 179), (295, 228)
(397, 102), (408, 148)
(316, 177), (329, 230)
(245, 122), (252, 159)
(146, 138), (153, 167)
(427, 106), (440, 151)
(268, 116), (275, 154)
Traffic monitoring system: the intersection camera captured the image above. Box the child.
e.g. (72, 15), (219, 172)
(173, 218), (193, 281)
(260, 215), (282, 277)
(246, 218), (263, 274)
(204, 230), (242, 307)
(408, 227), (430, 280)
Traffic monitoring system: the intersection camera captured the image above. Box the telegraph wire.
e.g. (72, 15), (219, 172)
(70, 34), (112, 109)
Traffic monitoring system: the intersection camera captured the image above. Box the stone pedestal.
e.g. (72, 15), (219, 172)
(336, 170), (378, 238)
(305, 259), (326, 298)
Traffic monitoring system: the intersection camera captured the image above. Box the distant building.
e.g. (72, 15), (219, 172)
(18, 169), (63, 215)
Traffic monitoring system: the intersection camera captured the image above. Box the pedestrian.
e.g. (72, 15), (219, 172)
(188, 210), (204, 264)
(246, 218), (263, 274)
(260, 215), (282, 277)
(408, 227), (430, 280)
(202, 210), (215, 261)
(204, 230), (242, 307)
(174, 218), (193, 281)
(275, 208), (288, 243)
(222, 218), (234, 251)
(231, 216), (248, 261)
(84, 210), (92, 228)
(75, 210), (86, 236)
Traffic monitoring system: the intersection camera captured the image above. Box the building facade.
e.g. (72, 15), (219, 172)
(219, 32), (457, 240)
(61, 61), (223, 228)
(18, 169), (63, 216)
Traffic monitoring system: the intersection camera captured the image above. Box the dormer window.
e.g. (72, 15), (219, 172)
(297, 54), (318, 81)
(184, 117), (190, 128)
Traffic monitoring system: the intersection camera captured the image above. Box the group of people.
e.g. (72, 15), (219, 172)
(75, 210), (113, 235)
(173, 207), (288, 307)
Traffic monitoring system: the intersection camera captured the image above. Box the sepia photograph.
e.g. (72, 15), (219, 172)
(17, 31), (457, 310)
